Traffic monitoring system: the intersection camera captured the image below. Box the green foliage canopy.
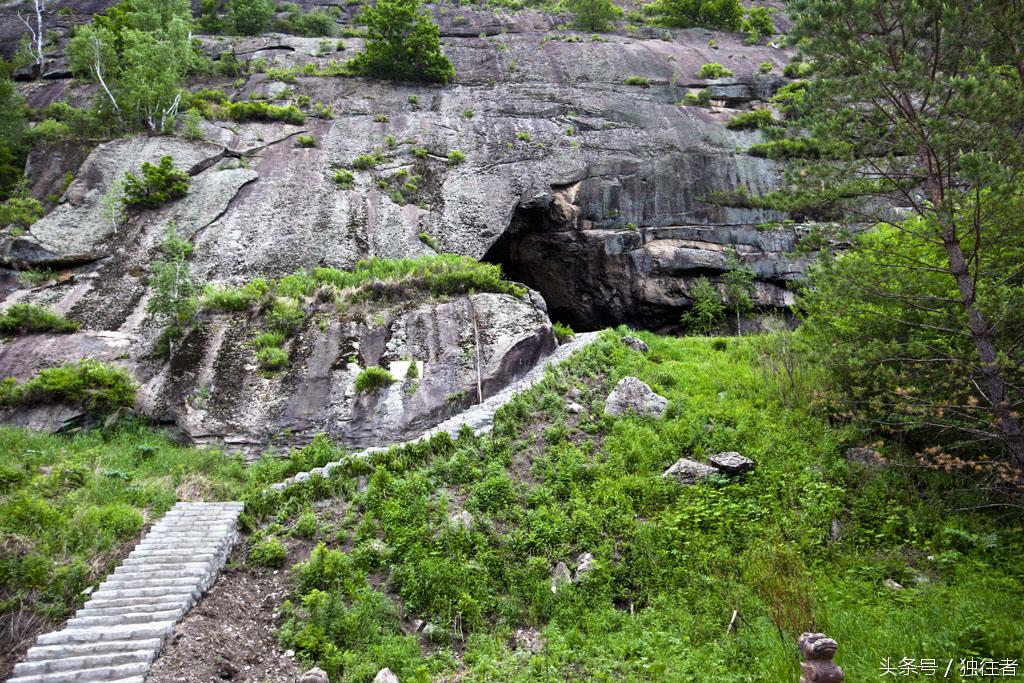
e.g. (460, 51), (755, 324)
(349, 0), (454, 84)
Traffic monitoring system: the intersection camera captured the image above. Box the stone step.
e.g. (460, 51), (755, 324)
(81, 595), (195, 611)
(76, 600), (190, 618)
(64, 608), (184, 629)
(97, 575), (202, 591)
(112, 562), (210, 576)
(25, 639), (164, 662)
(35, 621), (175, 646)
(105, 567), (208, 582)
(13, 650), (153, 677)
(7, 660), (150, 682)
(87, 587), (200, 602)
(120, 552), (217, 566)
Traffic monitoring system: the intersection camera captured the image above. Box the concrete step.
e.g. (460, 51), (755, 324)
(13, 650), (153, 677)
(81, 595), (195, 611)
(25, 639), (164, 662)
(97, 576), (202, 591)
(112, 562), (210, 576)
(8, 660), (150, 682)
(76, 600), (190, 618)
(64, 608), (183, 629)
(35, 621), (175, 646)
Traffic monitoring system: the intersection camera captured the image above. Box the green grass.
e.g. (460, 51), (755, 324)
(0, 429), (345, 631)
(265, 330), (1024, 681)
(0, 304), (79, 335)
(354, 367), (395, 394)
(0, 360), (135, 415)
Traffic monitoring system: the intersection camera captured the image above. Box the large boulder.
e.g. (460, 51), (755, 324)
(708, 451), (755, 475)
(662, 457), (717, 484)
(604, 377), (667, 418)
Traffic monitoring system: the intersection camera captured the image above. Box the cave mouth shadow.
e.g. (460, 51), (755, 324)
(482, 204), (685, 334)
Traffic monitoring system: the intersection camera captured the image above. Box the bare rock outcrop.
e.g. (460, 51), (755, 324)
(604, 377), (667, 418)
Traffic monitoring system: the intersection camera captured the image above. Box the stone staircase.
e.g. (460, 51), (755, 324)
(272, 331), (601, 492)
(8, 502), (244, 683)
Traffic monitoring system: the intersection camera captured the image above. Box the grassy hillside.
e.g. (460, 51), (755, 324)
(251, 330), (1024, 681)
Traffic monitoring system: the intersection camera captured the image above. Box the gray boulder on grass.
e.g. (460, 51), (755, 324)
(604, 377), (667, 418)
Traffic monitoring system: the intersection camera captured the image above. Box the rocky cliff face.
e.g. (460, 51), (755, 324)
(0, 1), (807, 448)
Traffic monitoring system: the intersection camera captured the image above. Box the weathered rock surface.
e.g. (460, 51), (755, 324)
(604, 377), (668, 418)
(1, 3), (811, 446)
(662, 457), (718, 484)
(298, 667), (330, 683)
(708, 451), (755, 474)
(550, 561), (571, 594)
(620, 335), (649, 353)
(373, 668), (400, 683)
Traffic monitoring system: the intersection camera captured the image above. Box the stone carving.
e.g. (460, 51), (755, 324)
(798, 633), (843, 683)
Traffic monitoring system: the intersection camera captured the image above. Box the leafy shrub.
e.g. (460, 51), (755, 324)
(0, 360), (136, 415)
(267, 298), (306, 335)
(747, 137), (822, 159)
(334, 169), (355, 188)
(349, 0), (454, 84)
(553, 321), (575, 343)
(681, 276), (724, 334)
(275, 9), (337, 36)
(254, 331), (286, 349)
(352, 152), (383, 169)
(294, 511), (318, 537)
(741, 6), (774, 41)
(122, 157), (190, 210)
(201, 279), (270, 312)
(250, 536), (287, 567)
(643, 0), (743, 30)
(223, 101), (305, 125)
(256, 346), (289, 371)
(726, 109), (779, 130)
(355, 367), (395, 394)
(624, 75), (650, 86)
(516, 131), (530, 141)
(0, 193), (45, 231)
(698, 62), (733, 79)
(683, 89), (711, 106)
(784, 61), (813, 78)
(447, 150), (465, 165)
(758, 60), (774, 74)
(294, 134), (316, 148)
(0, 304), (79, 334)
(772, 80), (809, 118)
(566, 0), (623, 32)
(228, 0), (275, 35)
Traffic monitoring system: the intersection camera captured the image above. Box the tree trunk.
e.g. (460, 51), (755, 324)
(928, 181), (1024, 472)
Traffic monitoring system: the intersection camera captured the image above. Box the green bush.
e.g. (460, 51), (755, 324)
(643, 0), (743, 30)
(553, 321), (575, 343)
(758, 60), (774, 74)
(294, 133), (316, 148)
(122, 157), (190, 210)
(256, 346), (289, 371)
(334, 169), (355, 188)
(624, 75), (650, 86)
(250, 536), (287, 567)
(566, 0), (623, 32)
(352, 152), (383, 169)
(680, 276), (724, 334)
(254, 330), (286, 349)
(228, 0), (275, 35)
(275, 9), (337, 36)
(294, 511), (318, 537)
(783, 61), (813, 78)
(0, 304), (79, 335)
(201, 279), (270, 312)
(447, 150), (466, 165)
(0, 360), (136, 415)
(683, 89), (711, 106)
(747, 137), (822, 159)
(726, 109), (779, 130)
(741, 6), (774, 41)
(223, 101), (305, 125)
(0, 193), (45, 231)
(698, 62), (732, 79)
(354, 366), (395, 394)
(348, 0), (454, 84)
(267, 297), (306, 335)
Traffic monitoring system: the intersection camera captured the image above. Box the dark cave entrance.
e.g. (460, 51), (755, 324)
(483, 202), (683, 333)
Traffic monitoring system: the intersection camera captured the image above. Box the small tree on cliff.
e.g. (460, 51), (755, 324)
(567, 0), (623, 32)
(147, 224), (199, 356)
(349, 0), (454, 84)
(790, 0), (1024, 474)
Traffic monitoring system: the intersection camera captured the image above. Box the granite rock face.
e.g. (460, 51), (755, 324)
(662, 457), (718, 484)
(1, 4), (811, 447)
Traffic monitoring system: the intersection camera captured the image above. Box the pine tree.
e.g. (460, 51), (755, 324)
(790, 0), (1024, 471)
